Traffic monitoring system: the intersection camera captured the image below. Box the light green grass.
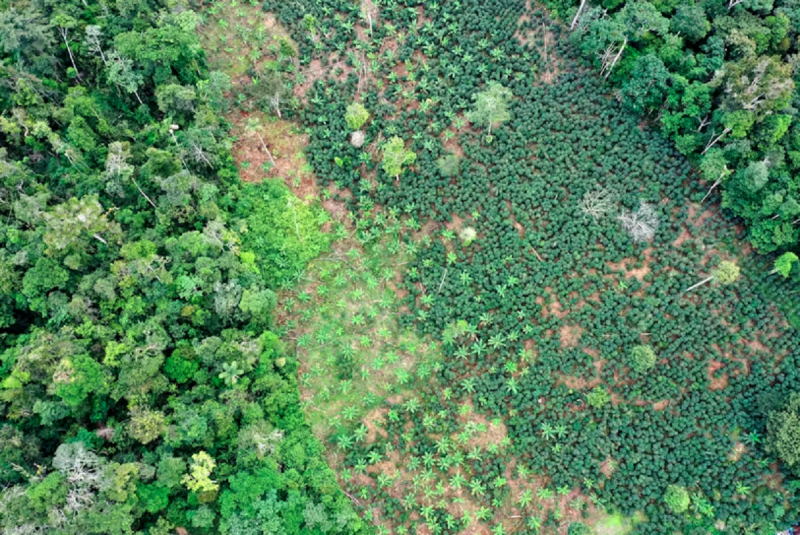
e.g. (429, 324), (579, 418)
(592, 511), (645, 535)
(278, 226), (442, 441)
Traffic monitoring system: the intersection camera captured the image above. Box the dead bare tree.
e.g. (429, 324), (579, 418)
(618, 201), (659, 242)
(269, 93), (282, 119)
(579, 186), (616, 220)
(360, 0), (379, 36)
(702, 127), (731, 155)
(350, 130), (366, 148)
(84, 25), (107, 65)
(601, 37), (627, 79)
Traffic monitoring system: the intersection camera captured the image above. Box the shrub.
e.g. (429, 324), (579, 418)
(587, 386), (611, 408)
(714, 261), (741, 285)
(436, 154), (461, 177)
(567, 522), (592, 535)
(630, 345), (657, 372)
(664, 485), (690, 513)
(345, 102), (369, 131)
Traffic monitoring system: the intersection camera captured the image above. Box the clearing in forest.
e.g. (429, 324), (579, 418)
(209, 0), (800, 533)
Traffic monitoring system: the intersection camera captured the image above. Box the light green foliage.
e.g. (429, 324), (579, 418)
(699, 149), (729, 183)
(138, 484), (170, 513)
(773, 252), (798, 278)
(345, 102), (370, 131)
(156, 457), (187, 489)
(26, 472), (66, 512)
(106, 462), (140, 502)
(713, 261), (741, 285)
(128, 408), (167, 444)
(282, 235), (440, 435)
(53, 354), (108, 407)
(182, 452), (219, 493)
(236, 180), (331, 283)
(381, 136), (416, 177)
(630, 345), (656, 372)
(219, 361), (245, 386)
(189, 505), (217, 528)
(0, 4), (362, 534)
(6, 0), (800, 533)
(664, 484), (690, 514)
(466, 82), (512, 136)
(587, 386), (611, 408)
(436, 153), (461, 177)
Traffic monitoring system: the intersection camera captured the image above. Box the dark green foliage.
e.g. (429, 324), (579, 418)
(767, 392), (800, 476)
(562, 0), (800, 261)
(567, 522), (592, 535)
(267, 0), (800, 532)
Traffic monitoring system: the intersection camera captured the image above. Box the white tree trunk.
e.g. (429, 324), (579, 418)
(685, 275), (714, 293)
(702, 127), (731, 155)
(60, 28), (82, 80)
(700, 172), (726, 203)
(256, 133), (277, 167)
(571, 0), (588, 30)
(604, 37), (627, 80)
(132, 176), (157, 208)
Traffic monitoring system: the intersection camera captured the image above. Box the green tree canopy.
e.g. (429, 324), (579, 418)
(466, 82), (513, 136)
(345, 102), (369, 131)
(381, 136), (416, 178)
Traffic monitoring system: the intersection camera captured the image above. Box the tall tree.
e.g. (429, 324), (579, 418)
(466, 82), (512, 137)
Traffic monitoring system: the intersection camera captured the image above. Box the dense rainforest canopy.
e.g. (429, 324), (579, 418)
(3, 0), (800, 533)
(0, 1), (365, 534)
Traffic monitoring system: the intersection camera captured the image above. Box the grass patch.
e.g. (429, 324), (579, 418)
(276, 225), (442, 440)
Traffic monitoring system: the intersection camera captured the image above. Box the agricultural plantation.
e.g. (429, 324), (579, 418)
(2, 0), (800, 534)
